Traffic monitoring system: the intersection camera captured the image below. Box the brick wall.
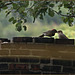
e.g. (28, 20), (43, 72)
(0, 37), (75, 75)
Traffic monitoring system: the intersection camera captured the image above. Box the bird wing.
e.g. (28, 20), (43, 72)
(44, 30), (52, 36)
(59, 33), (68, 39)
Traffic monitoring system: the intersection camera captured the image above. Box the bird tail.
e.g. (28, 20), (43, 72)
(39, 34), (44, 37)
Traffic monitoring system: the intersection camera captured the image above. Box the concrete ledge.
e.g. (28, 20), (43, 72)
(13, 37), (74, 45)
(55, 39), (74, 45)
(13, 37), (33, 43)
(33, 37), (54, 43)
(0, 38), (10, 42)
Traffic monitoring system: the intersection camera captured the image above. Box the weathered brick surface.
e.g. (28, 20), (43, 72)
(1, 43), (46, 50)
(9, 64), (29, 70)
(31, 64), (40, 71)
(0, 42), (75, 74)
(10, 50), (31, 55)
(1, 43), (75, 59)
(0, 71), (20, 74)
(42, 65), (61, 73)
(63, 67), (75, 73)
(20, 57), (39, 63)
(26, 43), (46, 49)
(0, 57), (18, 62)
(0, 72), (74, 75)
(21, 70), (41, 74)
(0, 64), (8, 70)
(13, 37), (33, 43)
(53, 59), (72, 66)
(0, 57), (74, 74)
(33, 37), (54, 43)
(46, 44), (75, 51)
(0, 50), (9, 55)
(0, 38), (10, 42)
(31, 50), (62, 58)
(40, 59), (50, 64)
(55, 39), (74, 45)
(1, 43), (27, 49)
(73, 61), (75, 67)
(31, 50), (53, 57)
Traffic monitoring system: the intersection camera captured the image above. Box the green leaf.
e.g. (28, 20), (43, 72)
(43, 12), (46, 16)
(13, 3), (19, 9)
(68, 21), (73, 26)
(63, 1), (70, 8)
(3, 6), (8, 10)
(63, 17), (68, 23)
(17, 20), (23, 24)
(19, 7), (25, 12)
(49, 4), (54, 7)
(13, 20), (17, 24)
(16, 23), (22, 32)
(33, 17), (35, 23)
(16, 23), (19, 27)
(58, 10), (62, 14)
(39, 14), (43, 20)
(23, 26), (27, 31)
(22, 1), (29, 7)
(69, 17), (74, 22)
(64, 4), (69, 8)
(24, 12), (27, 16)
(68, 17), (74, 26)
(9, 17), (14, 22)
(24, 19), (27, 23)
(6, 11), (11, 17)
(16, 26), (22, 32)
(63, 1), (68, 4)
(48, 8), (54, 17)
(58, 4), (63, 7)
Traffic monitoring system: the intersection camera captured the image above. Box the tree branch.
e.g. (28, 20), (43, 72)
(0, 2), (12, 8)
(53, 9), (75, 17)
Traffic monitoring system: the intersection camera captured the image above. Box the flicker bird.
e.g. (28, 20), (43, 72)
(57, 30), (68, 39)
(39, 29), (57, 37)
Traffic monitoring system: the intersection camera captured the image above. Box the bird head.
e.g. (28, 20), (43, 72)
(52, 29), (57, 33)
(57, 30), (63, 33)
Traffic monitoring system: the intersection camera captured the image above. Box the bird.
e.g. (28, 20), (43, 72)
(39, 29), (57, 37)
(57, 30), (68, 39)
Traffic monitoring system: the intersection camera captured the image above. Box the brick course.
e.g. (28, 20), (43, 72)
(0, 39), (75, 75)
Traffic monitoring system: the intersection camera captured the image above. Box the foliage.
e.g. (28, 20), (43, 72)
(0, 1), (75, 31)
(0, 17), (75, 39)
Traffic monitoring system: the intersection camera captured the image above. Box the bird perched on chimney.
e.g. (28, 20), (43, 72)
(57, 30), (68, 39)
(39, 29), (57, 37)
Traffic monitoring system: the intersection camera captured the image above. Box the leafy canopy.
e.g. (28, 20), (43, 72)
(0, 1), (75, 31)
